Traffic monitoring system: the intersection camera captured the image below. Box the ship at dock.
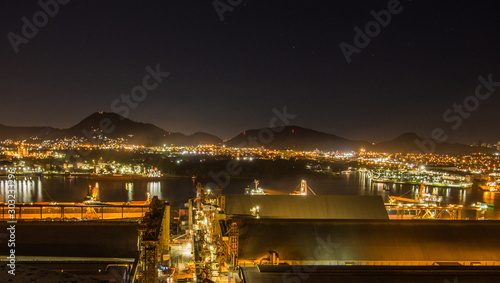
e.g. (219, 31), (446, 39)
(389, 182), (443, 205)
(373, 178), (472, 188)
(480, 181), (500, 193)
(368, 169), (473, 189)
(90, 168), (163, 181)
(244, 179), (267, 195)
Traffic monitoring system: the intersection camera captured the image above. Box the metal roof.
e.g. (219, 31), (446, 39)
(224, 195), (389, 220)
(240, 265), (500, 283)
(237, 219), (500, 262)
(0, 221), (139, 259)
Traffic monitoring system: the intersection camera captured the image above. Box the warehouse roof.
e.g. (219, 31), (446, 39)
(224, 195), (388, 220)
(240, 265), (500, 283)
(237, 219), (500, 263)
(0, 221), (139, 259)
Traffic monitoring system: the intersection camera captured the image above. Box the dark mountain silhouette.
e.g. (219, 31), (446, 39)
(0, 112), (221, 146)
(369, 132), (424, 153)
(63, 112), (166, 141)
(0, 114), (494, 154)
(0, 124), (61, 140)
(369, 132), (493, 154)
(223, 126), (370, 152)
(62, 112), (221, 146)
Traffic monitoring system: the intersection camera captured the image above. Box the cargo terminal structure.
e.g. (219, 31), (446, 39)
(0, 197), (170, 282)
(190, 187), (500, 283)
(2, 186), (500, 282)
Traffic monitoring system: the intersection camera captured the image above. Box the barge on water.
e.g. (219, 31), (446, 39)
(372, 178), (472, 189)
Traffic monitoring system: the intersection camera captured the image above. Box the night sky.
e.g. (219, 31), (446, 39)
(1, 0), (499, 143)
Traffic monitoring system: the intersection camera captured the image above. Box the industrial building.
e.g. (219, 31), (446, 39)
(192, 193), (500, 282)
(239, 265), (500, 283)
(236, 219), (500, 265)
(0, 198), (170, 282)
(224, 195), (389, 220)
(0, 221), (139, 282)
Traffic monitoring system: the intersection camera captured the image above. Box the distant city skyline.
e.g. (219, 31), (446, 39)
(1, 1), (499, 143)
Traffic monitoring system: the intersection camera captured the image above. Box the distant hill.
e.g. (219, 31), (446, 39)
(0, 112), (221, 146)
(223, 126), (370, 152)
(0, 114), (494, 154)
(63, 112), (167, 143)
(0, 124), (60, 140)
(63, 112), (221, 146)
(369, 132), (493, 154)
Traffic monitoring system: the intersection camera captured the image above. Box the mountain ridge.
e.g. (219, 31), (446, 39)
(223, 125), (370, 152)
(370, 132), (491, 154)
(0, 112), (494, 153)
(0, 112), (221, 146)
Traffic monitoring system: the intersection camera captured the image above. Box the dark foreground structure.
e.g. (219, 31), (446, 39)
(237, 219), (500, 265)
(0, 221), (139, 282)
(0, 221), (139, 258)
(234, 219), (500, 282)
(215, 195), (500, 282)
(0, 198), (170, 282)
(240, 265), (500, 283)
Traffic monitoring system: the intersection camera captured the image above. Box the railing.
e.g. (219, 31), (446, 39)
(0, 203), (148, 221)
(384, 203), (488, 220)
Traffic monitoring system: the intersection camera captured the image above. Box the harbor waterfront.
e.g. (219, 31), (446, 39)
(3, 1), (500, 281)
(1, 172), (498, 219)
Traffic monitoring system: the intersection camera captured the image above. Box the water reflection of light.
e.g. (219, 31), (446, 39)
(433, 187), (438, 195)
(37, 178), (42, 202)
(0, 180), (11, 202)
(19, 180), (24, 201)
(126, 182), (134, 202)
(1, 178), (37, 203)
(361, 173), (371, 191)
(25, 179), (35, 203)
(148, 182), (161, 198)
(483, 191), (495, 201)
(458, 189), (467, 204)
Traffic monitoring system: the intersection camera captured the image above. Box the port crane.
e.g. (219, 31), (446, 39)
(291, 180), (316, 195)
(389, 182), (441, 204)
